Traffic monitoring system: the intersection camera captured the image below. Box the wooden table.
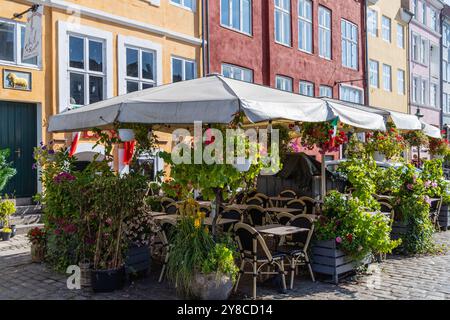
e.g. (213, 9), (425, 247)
(256, 224), (309, 236)
(225, 204), (250, 211)
(268, 196), (295, 207)
(265, 207), (304, 214)
(149, 211), (167, 217)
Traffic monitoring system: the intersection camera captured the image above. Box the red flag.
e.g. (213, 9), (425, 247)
(123, 140), (136, 165)
(69, 132), (80, 157)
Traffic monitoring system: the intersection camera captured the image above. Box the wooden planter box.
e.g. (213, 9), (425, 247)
(311, 240), (371, 284)
(439, 205), (450, 230)
(124, 245), (151, 278)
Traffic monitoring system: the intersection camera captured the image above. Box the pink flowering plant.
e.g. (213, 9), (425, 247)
(316, 191), (400, 260)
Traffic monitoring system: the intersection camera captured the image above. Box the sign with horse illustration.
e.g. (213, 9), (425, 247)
(3, 70), (32, 91)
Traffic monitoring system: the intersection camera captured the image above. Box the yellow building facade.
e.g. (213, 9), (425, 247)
(367, 0), (411, 113)
(0, 0), (203, 197)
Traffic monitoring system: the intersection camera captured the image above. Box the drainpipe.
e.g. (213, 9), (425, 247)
(201, 0), (206, 77)
(205, 0), (211, 75)
(363, 0), (370, 106)
(406, 16), (412, 117)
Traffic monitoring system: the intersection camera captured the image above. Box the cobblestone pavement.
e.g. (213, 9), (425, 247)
(1, 233), (450, 300)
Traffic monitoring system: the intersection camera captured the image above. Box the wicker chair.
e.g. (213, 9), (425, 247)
(164, 203), (178, 215)
(218, 209), (243, 232)
(286, 199), (307, 215)
(430, 197), (443, 230)
(199, 205), (211, 217)
(161, 197), (175, 212)
(255, 193), (270, 208)
(246, 196), (264, 207)
(244, 205), (272, 227)
(275, 212), (295, 225)
(157, 219), (177, 283)
(234, 223), (287, 299)
(298, 196), (317, 215)
(279, 190), (297, 198)
(281, 215), (315, 289)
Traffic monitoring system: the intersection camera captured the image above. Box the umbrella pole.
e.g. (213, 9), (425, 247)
(321, 153), (326, 200)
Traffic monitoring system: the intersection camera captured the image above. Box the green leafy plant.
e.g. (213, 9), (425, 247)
(316, 191), (400, 260)
(201, 243), (239, 282)
(0, 198), (16, 228)
(365, 127), (406, 160)
(402, 130), (429, 148)
(0, 149), (16, 192)
(300, 120), (348, 154)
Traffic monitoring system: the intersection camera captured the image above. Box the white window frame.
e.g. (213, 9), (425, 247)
(412, 76), (419, 103)
(421, 1), (427, 25)
(171, 56), (197, 83)
(275, 0), (291, 46)
(382, 64), (392, 92)
(367, 9), (378, 37)
(412, 33), (419, 62)
(275, 75), (293, 92)
(444, 93), (450, 114)
(298, 0), (312, 53)
(381, 15), (391, 43)
(170, 0), (196, 12)
(430, 83), (438, 107)
(397, 24), (404, 49)
(420, 38), (428, 65)
(430, 9), (438, 32)
(339, 84), (364, 104)
(0, 18), (40, 69)
(58, 21), (113, 113)
(220, 0), (252, 35)
(319, 85), (333, 98)
(444, 23), (450, 83)
(397, 69), (405, 95)
(318, 6), (331, 59)
(221, 63), (253, 82)
(299, 81), (314, 97)
(341, 19), (358, 70)
(118, 35), (162, 95)
(420, 79), (428, 105)
(369, 59), (379, 88)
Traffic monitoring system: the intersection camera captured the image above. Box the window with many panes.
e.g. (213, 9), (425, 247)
(222, 63), (253, 82)
(421, 2), (427, 25)
(431, 9), (438, 32)
(421, 79), (427, 104)
(220, 0), (252, 35)
(298, 0), (312, 53)
(398, 69), (405, 95)
(299, 81), (314, 96)
(170, 0), (194, 11)
(367, 9), (378, 37)
(382, 16), (391, 43)
(276, 75), (293, 92)
(444, 93), (450, 114)
(0, 19), (38, 67)
(382, 64), (392, 92)
(340, 85), (363, 104)
(172, 57), (196, 83)
(443, 23), (450, 83)
(420, 38), (428, 65)
(124, 46), (156, 93)
(341, 19), (358, 69)
(369, 60), (379, 88)
(319, 6), (331, 59)
(275, 0), (291, 46)
(397, 24), (404, 49)
(430, 83), (437, 107)
(412, 0), (418, 19)
(412, 33), (419, 61)
(319, 85), (332, 98)
(69, 35), (105, 106)
(412, 77), (418, 103)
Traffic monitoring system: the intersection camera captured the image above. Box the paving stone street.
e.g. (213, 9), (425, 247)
(1, 232), (450, 300)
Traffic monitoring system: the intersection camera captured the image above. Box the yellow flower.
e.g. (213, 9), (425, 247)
(194, 218), (201, 229)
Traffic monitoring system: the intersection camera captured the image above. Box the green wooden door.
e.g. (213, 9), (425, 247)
(0, 101), (37, 197)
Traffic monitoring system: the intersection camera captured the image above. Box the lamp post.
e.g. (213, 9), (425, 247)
(415, 108), (424, 167)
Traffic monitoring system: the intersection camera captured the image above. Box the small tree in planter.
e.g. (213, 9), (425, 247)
(313, 191), (400, 283)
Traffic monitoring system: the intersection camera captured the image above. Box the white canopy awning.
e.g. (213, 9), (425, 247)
(48, 75), (387, 133)
(421, 122), (442, 139)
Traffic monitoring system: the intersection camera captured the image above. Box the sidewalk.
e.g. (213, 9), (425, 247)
(1, 233), (449, 300)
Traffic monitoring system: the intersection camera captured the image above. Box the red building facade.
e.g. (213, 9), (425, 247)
(205, 0), (367, 101)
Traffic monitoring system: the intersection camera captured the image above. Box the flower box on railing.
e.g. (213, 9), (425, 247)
(311, 240), (371, 284)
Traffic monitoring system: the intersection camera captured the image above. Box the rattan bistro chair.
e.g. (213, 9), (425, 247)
(255, 193), (270, 207)
(298, 196), (317, 215)
(218, 209), (243, 232)
(161, 197), (175, 212)
(157, 219), (177, 283)
(279, 190), (297, 198)
(280, 215), (315, 289)
(244, 205), (272, 227)
(286, 199), (307, 215)
(276, 212), (295, 226)
(430, 197), (443, 230)
(164, 203), (178, 215)
(233, 223), (287, 299)
(246, 196), (264, 207)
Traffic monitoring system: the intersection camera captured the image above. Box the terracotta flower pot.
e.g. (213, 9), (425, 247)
(31, 243), (45, 262)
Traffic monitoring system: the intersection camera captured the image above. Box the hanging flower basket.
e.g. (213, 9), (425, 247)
(402, 130), (429, 148)
(366, 127), (406, 160)
(300, 121), (348, 154)
(429, 138), (450, 157)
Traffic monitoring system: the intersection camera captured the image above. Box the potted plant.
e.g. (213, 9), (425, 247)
(312, 191), (400, 283)
(365, 127), (406, 161)
(27, 227), (46, 262)
(300, 121), (348, 154)
(166, 213), (238, 300)
(1, 227), (12, 241)
(402, 130), (429, 149)
(123, 208), (158, 278)
(0, 198), (16, 241)
(429, 138), (450, 158)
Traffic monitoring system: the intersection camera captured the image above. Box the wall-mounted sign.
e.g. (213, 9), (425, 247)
(3, 70), (32, 91)
(23, 5), (43, 61)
